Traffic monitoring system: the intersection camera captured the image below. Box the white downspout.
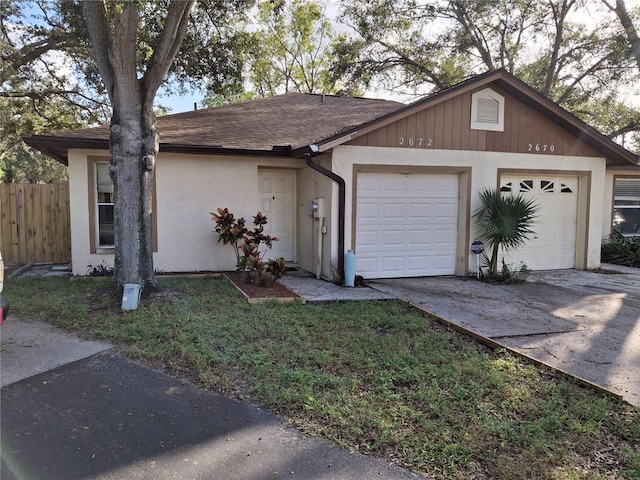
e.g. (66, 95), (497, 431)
(316, 217), (328, 279)
(316, 217), (323, 279)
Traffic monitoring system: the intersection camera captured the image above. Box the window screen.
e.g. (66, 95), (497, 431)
(613, 178), (640, 236)
(96, 162), (114, 246)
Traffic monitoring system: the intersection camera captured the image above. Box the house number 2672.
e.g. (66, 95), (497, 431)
(399, 137), (433, 147)
(527, 143), (555, 153)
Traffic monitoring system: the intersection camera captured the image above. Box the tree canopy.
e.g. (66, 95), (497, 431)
(204, 0), (357, 106)
(337, 0), (640, 151)
(0, 0), (253, 182)
(2, 0), (639, 184)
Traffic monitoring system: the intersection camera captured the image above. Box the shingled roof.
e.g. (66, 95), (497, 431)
(23, 93), (405, 164)
(23, 70), (639, 167)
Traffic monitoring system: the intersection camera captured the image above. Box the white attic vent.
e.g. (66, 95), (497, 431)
(471, 88), (504, 132)
(476, 98), (499, 123)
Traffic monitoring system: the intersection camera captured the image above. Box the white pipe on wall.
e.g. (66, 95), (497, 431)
(316, 217), (324, 279)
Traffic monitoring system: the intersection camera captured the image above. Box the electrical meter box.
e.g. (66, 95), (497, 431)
(307, 200), (318, 216)
(313, 198), (326, 217)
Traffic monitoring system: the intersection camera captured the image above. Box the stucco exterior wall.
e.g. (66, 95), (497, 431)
(68, 149), (304, 276)
(67, 144), (615, 280)
(68, 150), (98, 275)
(329, 145), (606, 276)
(295, 154), (333, 278)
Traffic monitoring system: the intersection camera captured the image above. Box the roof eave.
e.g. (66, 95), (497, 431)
(491, 74), (639, 166)
(23, 135), (110, 165)
(23, 135), (296, 162)
(161, 143), (293, 157)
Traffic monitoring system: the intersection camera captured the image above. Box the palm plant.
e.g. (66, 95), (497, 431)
(473, 187), (539, 277)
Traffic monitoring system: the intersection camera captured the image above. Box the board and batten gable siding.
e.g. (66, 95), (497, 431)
(347, 85), (603, 159)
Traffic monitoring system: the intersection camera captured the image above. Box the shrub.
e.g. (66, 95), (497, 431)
(601, 233), (640, 267)
(473, 187), (539, 281)
(211, 208), (287, 285)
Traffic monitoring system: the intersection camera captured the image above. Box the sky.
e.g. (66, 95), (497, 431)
(157, 0), (346, 113)
(10, 0), (639, 114)
(158, 0), (640, 114)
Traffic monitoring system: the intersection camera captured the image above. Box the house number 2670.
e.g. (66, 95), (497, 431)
(399, 137), (433, 147)
(527, 143), (555, 153)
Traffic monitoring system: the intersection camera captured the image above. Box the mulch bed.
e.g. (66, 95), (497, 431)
(225, 271), (300, 301)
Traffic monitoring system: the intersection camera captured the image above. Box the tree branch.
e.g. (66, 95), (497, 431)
(142, 1), (195, 106)
(607, 121), (640, 139)
(82, 2), (116, 102)
(4, 32), (69, 70)
(604, 0), (640, 70)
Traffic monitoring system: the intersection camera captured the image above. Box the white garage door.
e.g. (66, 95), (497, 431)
(500, 175), (578, 270)
(356, 172), (459, 278)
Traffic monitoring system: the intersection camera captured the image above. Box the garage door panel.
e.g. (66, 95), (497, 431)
(358, 203), (379, 220)
(383, 176), (406, 193)
(357, 175), (383, 194)
(408, 203), (435, 218)
(379, 257), (404, 276)
(358, 256), (378, 270)
(382, 203), (406, 218)
(357, 230), (380, 248)
(558, 209), (577, 223)
(433, 254), (457, 269)
(434, 202), (458, 219)
(433, 228), (458, 244)
(501, 175), (578, 270)
(407, 229), (430, 245)
(406, 259), (430, 271)
(381, 231), (405, 247)
(356, 172), (459, 278)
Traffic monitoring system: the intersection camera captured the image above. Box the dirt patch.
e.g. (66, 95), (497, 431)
(225, 271), (300, 301)
(588, 268), (623, 275)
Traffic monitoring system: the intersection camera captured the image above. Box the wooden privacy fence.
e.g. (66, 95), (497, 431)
(0, 183), (71, 265)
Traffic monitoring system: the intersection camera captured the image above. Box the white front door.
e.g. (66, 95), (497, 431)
(356, 172), (459, 278)
(500, 175), (579, 270)
(258, 170), (295, 262)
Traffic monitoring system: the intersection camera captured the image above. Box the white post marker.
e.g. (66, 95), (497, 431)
(121, 284), (141, 311)
(470, 240), (485, 279)
(0, 250), (4, 294)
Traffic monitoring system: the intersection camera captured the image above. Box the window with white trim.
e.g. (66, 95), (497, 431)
(613, 178), (640, 236)
(471, 88), (504, 132)
(96, 161), (114, 247)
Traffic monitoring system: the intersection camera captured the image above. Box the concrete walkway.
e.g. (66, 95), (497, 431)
(366, 265), (640, 408)
(1, 350), (419, 480)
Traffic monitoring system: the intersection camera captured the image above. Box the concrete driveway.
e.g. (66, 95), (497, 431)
(369, 264), (640, 408)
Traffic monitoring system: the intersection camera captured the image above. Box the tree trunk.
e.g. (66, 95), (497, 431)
(109, 98), (158, 292)
(607, 0), (640, 70)
(82, 1), (194, 296)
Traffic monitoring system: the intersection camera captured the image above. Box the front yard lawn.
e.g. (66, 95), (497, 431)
(7, 275), (640, 479)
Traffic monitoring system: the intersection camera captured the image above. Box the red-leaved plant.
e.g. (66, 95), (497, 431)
(211, 208), (287, 285)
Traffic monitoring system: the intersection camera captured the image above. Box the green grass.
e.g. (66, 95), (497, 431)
(6, 275), (640, 479)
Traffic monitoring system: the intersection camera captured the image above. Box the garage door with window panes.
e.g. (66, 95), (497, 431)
(613, 178), (640, 237)
(500, 175), (578, 270)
